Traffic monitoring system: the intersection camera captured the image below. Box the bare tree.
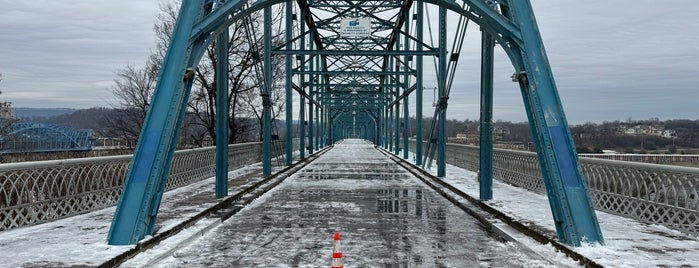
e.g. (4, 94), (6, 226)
(154, 2), (287, 145)
(109, 2), (288, 147)
(106, 60), (159, 148)
(0, 73), (19, 159)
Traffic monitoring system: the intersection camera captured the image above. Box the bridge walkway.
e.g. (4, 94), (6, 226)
(125, 139), (557, 267)
(0, 140), (696, 267)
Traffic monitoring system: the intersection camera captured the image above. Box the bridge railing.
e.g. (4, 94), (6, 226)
(579, 153), (699, 165)
(410, 140), (699, 235)
(0, 140), (297, 232)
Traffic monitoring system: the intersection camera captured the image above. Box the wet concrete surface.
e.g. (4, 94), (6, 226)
(155, 140), (555, 267)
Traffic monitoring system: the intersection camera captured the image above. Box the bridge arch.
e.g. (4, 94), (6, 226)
(109, 0), (604, 247)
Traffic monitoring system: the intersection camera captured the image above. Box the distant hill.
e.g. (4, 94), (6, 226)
(14, 107), (78, 119)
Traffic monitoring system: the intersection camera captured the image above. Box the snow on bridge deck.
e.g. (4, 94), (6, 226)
(127, 139), (556, 267)
(0, 139), (696, 267)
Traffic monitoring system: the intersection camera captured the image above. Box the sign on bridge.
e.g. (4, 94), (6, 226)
(340, 18), (371, 37)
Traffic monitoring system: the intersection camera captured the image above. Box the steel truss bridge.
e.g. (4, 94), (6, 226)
(0, 123), (93, 154)
(108, 0), (605, 248)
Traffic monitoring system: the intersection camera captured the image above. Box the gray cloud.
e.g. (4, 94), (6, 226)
(0, 0), (697, 124)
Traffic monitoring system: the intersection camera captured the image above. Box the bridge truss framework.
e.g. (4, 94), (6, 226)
(108, 0), (605, 247)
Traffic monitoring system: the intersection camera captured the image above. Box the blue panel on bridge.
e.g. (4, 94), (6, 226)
(132, 132), (161, 183)
(550, 125), (582, 188)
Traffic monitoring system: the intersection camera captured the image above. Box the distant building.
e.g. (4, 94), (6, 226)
(661, 129), (677, 138)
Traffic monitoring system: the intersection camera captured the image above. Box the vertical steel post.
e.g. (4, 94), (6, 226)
(108, 0), (203, 245)
(262, 6), (272, 176)
(403, 15), (410, 160)
(308, 40), (314, 154)
(508, 0), (604, 245)
(437, 7), (447, 177)
(395, 36), (401, 155)
(415, 2), (424, 166)
(215, 28), (229, 198)
(479, 29), (494, 200)
(299, 8), (306, 160)
(388, 106), (393, 150)
(395, 97), (400, 154)
(315, 105), (320, 150)
(284, 1), (293, 165)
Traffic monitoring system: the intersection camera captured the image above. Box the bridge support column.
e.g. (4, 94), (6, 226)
(437, 7), (447, 177)
(108, 0), (203, 245)
(215, 27), (229, 198)
(415, 2), (424, 166)
(479, 28), (494, 201)
(299, 10), (306, 160)
(284, 0), (293, 165)
(508, 0), (604, 246)
(394, 100), (400, 155)
(262, 6), (273, 176)
(308, 41), (314, 154)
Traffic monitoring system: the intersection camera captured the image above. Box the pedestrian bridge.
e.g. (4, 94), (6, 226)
(0, 139), (697, 266)
(1, 0), (698, 266)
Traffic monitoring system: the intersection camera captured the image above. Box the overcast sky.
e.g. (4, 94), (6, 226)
(0, 0), (697, 124)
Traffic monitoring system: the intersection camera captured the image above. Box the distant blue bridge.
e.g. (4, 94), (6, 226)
(0, 123), (93, 154)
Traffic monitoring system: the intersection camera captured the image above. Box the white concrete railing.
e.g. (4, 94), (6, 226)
(0, 140), (297, 231)
(579, 153), (699, 164)
(410, 140), (699, 236)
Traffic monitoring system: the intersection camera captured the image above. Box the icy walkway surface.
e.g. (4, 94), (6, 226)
(130, 139), (557, 267)
(0, 139), (697, 267)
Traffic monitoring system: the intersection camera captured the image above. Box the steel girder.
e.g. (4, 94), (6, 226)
(108, 0), (603, 247)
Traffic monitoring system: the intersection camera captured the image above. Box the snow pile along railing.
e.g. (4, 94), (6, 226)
(0, 140), (295, 232)
(409, 140), (699, 235)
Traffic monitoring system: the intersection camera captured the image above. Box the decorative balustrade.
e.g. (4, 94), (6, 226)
(0, 140), (295, 232)
(410, 140), (699, 235)
(579, 153), (699, 164)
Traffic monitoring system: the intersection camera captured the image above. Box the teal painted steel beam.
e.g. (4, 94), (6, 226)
(387, 84), (417, 107)
(292, 70), (416, 76)
(437, 7), (447, 177)
(507, 0), (603, 246)
(402, 15), (410, 159)
(302, 83), (406, 88)
(308, 37), (314, 155)
(393, 37), (401, 155)
(272, 49), (439, 56)
(285, 1), (293, 165)
(262, 6), (272, 176)
(415, 2), (424, 166)
(315, 106), (320, 150)
(479, 28), (494, 201)
(299, 7), (306, 160)
(108, 0), (203, 245)
(215, 28), (229, 198)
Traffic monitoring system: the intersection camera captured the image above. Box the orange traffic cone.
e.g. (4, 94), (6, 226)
(331, 232), (344, 268)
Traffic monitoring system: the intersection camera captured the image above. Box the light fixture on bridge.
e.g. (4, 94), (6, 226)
(350, 88), (358, 95)
(352, 110), (356, 115)
(352, 101), (357, 106)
